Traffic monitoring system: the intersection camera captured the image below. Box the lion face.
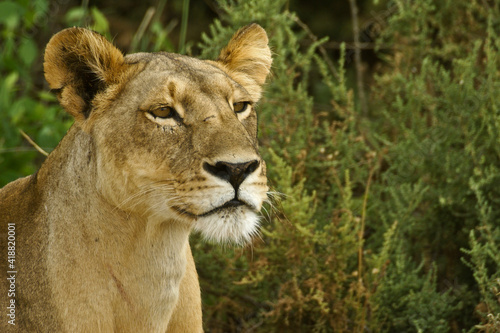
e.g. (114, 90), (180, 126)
(43, 25), (272, 244)
(95, 55), (268, 244)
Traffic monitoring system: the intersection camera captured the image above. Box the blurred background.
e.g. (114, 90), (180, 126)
(1, 0), (499, 332)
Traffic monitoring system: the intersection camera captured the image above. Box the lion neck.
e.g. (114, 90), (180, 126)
(36, 125), (190, 325)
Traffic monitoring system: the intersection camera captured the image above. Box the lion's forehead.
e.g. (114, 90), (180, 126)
(126, 52), (230, 87)
(123, 53), (246, 107)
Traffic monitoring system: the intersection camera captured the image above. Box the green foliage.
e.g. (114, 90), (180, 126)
(371, 248), (456, 332)
(65, 6), (111, 36)
(369, 1), (500, 330)
(0, 0), (72, 185)
(128, 0), (178, 54)
(462, 226), (500, 333)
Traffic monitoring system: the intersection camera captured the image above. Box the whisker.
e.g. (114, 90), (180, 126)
(260, 205), (272, 223)
(143, 195), (184, 217)
(266, 190), (287, 200)
(115, 182), (177, 210)
(115, 181), (180, 215)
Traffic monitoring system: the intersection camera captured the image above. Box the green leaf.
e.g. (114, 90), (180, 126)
(90, 7), (109, 35)
(0, 1), (25, 29)
(64, 7), (85, 26)
(0, 72), (19, 106)
(19, 38), (38, 66)
(37, 91), (57, 102)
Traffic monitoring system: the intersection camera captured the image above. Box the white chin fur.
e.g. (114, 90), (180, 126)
(193, 206), (260, 245)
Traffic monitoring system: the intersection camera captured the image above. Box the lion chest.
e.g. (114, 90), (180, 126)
(109, 255), (186, 331)
(45, 206), (190, 332)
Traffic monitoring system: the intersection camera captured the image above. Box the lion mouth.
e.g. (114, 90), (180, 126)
(172, 198), (252, 218)
(199, 199), (245, 217)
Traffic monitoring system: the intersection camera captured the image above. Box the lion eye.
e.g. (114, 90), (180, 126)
(150, 106), (175, 119)
(233, 102), (250, 113)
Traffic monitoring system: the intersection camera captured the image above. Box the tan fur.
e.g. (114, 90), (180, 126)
(0, 24), (271, 332)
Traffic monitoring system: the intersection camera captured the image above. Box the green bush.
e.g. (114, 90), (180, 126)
(0, 0), (68, 184)
(1, 0), (499, 332)
(369, 1), (500, 331)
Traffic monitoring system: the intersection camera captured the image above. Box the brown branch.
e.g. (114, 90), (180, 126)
(356, 158), (377, 333)
(322, 41), (393, 50)
(292, 15), (339, 80)
(349, 0), (369, 116)
(19, 129), (49, 157)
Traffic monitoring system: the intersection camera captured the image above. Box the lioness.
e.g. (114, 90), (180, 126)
(0, 24), (271, 332)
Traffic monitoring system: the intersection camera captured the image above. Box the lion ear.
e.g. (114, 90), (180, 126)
(44, 27), (125, 122)
(216, 24), (272, 100)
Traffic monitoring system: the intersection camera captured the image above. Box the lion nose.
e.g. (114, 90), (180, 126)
(203, 160), (259, 190)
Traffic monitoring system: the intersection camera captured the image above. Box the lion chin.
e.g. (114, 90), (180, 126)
(194, 205), (261, 245)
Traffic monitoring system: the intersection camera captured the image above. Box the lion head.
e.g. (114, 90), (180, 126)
(43, 24), (272, 244)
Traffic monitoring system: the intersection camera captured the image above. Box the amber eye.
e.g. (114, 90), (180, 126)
(150, 106), (175, 119)
(233, 102), (250, 113)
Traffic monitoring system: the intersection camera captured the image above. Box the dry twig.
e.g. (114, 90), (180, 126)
(292, 15), (339, 80)
(349, 0), (369, 116)
(19, 129), (49, 157)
